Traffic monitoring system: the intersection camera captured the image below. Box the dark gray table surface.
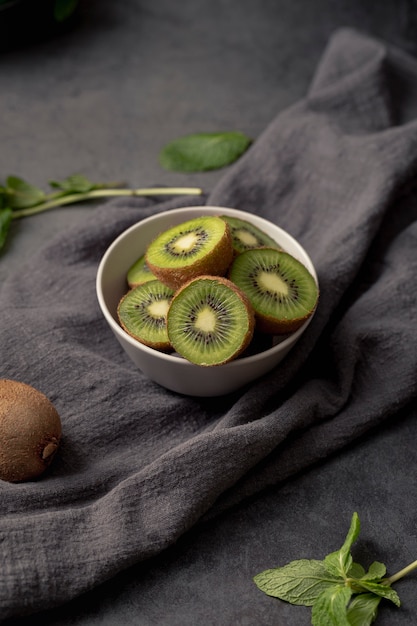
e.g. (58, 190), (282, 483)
(1, 2), (417, 624)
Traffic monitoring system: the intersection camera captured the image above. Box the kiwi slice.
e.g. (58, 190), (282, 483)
(117, 280), (174, 350)
(229, 248), (318, 334)
(126, 254), (156, 288)
(167, 276), (255, 366)
(145, 215), (233, 290)
(221, 215), (280, 255)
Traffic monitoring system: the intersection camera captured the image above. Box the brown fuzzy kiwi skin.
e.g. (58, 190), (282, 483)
(167, 275), (256, 366)
(118, 316), (172, 351)
(0, 379), (62, 483)
(256, 307), (317, 335)
(145, 219), (234, 291)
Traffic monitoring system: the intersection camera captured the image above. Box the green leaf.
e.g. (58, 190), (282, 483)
(159, 131), (252, 172)
(49, 174), (96, 194)
(354, 580), (401, 607)
(0, 187), (8, 209)
(6, 176), (45, 209)
(0, 207), (12, 251)
(324, 512), (361, 579)
(54, 0), (79, 22)
(253, 559), (342, 606)
(347, 562), (366, 579)
(361, 561), (387, 581)
(311, 585), (352, 626)
(346, 594), (381, 626)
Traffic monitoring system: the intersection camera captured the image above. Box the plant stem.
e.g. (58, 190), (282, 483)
(11, 187), (203, 219)
(386, 559), (417, 585)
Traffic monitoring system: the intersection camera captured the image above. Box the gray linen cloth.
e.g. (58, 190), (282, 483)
(1, 28), (416, 618)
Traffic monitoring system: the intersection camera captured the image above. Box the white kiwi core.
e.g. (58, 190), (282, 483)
(173, 232), (199, 252)
(258, 271), (289, 296)
(195, 306), (217, 332)
(237, 229), (258, 246)
(148, 300), (170, 318)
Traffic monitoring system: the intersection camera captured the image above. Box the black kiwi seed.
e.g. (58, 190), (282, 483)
(229, 248), (319, 334)
(117, 280), (175, 350)
(167, 275), (255, 366)
(221, 215), (281, 255)
(145, 215), (234, 290)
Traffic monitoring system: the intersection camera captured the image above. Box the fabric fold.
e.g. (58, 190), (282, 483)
(1, 29), (417, 618)
(307, 28), (393, 132)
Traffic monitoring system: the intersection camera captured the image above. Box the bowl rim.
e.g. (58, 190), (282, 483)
(96, 205), (318, 370)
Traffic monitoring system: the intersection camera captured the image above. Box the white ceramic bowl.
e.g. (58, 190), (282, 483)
(96, 206), (318, 396)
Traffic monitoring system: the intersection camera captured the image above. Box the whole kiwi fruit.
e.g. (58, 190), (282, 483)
(0, 379), (62, 482)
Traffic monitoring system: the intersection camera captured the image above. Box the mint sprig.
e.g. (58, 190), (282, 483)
(254, 512), (417, 625)
(0, 174), (203, 254)
(0, 127), (252, 255)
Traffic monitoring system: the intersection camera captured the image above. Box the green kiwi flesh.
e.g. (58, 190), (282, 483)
(167, 276), (255, 366)
(229, 248), (318, 334)
(221, 215), (281, 254)
(117, 280), (174, 350)
(127, 254), (156, 287)
(145, 216), (233, 290)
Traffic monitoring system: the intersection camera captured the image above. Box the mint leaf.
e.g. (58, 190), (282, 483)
(346, 594), (381, 626)
(324, 512), (360, 579)
(6, 176), (45, 209)
(0, 208), (12, 251)
(253, 559), (342, 606)
(311, 585), (352, 626)
(159, 131), (252, 172)
(49, 174), (96, 194)
(354, 580), (401, 607)
(348, 562), (366, 579)
(361, 561), (387, 581)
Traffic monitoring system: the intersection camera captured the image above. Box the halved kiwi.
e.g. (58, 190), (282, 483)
(145, 215), (233, 290)
(221, 215), (281, 255)
(167, 275), (255, 366)
(229, 248), (318, 334)
(117, 280), (174, 350)
(126, 254), (156, 288)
